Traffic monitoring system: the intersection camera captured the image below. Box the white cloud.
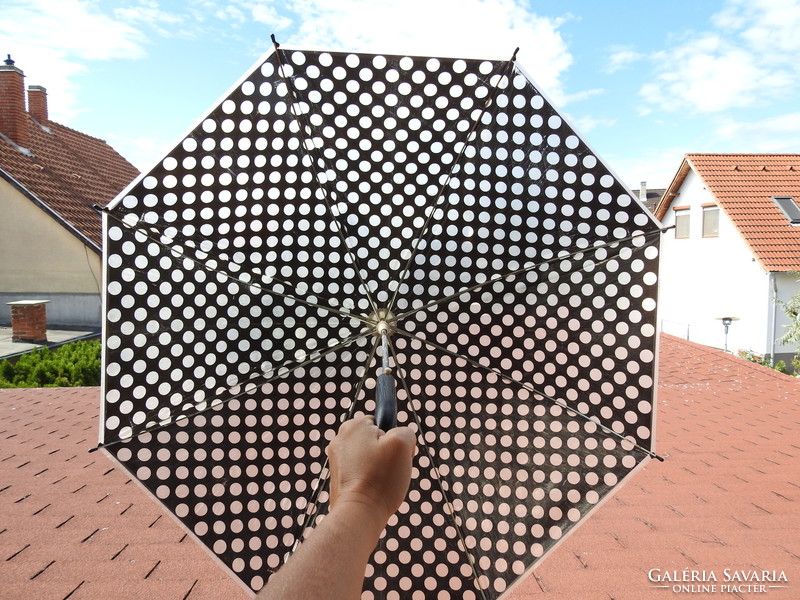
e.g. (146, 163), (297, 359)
(640, 0), (800, 114)
(713, 112), (800, 153)
(1, 0), (579, 165)
(113, 1), (186, 37)
(561, 88), (604, 105)
(247, 1), (293, 29)
(1, 0), (145, 61)
(605, 47), (643, 74)
(213, 4), (247, 22)
(281, 0), (574, 103)
(567, 114), (616, 135)
(0, 0), (148, 121)
(713, 0), (800, 55)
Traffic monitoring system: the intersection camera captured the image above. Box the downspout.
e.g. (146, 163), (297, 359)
(768, 272), (778, 364)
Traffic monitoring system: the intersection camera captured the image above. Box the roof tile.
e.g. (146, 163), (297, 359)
(2, 334), (799, 599)
(0, 114), (139, 248)
(655, 154), (800, 271)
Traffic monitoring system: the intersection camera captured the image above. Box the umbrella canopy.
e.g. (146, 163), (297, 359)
(99, 43), (662, 599)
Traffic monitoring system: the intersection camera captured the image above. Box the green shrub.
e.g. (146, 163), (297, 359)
(0, 340), (101, 388)
(738, 348), (800, 376)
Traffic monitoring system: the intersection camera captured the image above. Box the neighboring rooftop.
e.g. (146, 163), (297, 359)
(655, 153), (800, 271)
(1, 334), (798, 599)
(634, 181), (666, 214)
(0, 56), (139, 250)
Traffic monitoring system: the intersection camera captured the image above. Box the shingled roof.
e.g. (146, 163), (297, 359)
(0, 60), (139, 251)
(654, 154), (800, 272)
(1, 334), (798, 599)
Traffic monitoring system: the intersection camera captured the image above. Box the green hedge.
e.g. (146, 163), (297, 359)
(0, 340), (101, 388)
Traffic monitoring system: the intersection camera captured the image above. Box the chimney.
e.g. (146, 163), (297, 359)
(0, 54), (29, 148)
(7, 300), (49, 343)
(639, 181), (647, 202)
(28, 85), (48, 122)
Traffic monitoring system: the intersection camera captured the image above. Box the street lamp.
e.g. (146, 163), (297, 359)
(716, 316), (739, 352)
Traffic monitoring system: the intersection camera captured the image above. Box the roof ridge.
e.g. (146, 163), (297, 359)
(661, 334), (798, 382)
(45, 118), (111, 145)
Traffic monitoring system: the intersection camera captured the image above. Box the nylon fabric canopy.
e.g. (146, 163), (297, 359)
(99, 45), (662, 599)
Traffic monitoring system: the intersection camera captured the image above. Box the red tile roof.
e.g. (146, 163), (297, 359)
(654, 154), (800, 272)
(0, 115), (139, 250)
(2, 334), (799, 599)
(512, 334), (800, 599)
(0, 387), (249, 600)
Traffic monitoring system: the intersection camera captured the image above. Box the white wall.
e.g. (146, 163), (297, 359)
(658, 169), (771, 355)
(0, 177), (102, 327)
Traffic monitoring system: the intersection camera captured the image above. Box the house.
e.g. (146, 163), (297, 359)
(654, 154), (800, 366)
(0, 56), (139, 329)
(1, 334), (798, 599)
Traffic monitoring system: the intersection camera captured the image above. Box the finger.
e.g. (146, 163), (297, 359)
(379, 426), (416, 453)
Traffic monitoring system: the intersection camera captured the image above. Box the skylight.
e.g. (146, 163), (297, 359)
(772, 196), (800, 225)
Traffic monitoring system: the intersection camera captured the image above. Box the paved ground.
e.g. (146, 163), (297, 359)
(0, 327), (100, 360)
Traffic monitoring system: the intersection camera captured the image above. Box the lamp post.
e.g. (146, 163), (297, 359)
(717, 316), (739, 352)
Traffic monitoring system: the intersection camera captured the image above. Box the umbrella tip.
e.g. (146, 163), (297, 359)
(271, 33), (280, 49)
(511, 47), (519, 62)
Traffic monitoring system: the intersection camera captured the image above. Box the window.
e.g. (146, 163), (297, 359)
(674, 207), (690, 238)
(702, 206), (719, 237)
(773, 196), (800, 225)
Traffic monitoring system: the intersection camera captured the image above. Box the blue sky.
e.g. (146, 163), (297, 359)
(2, 0), (799, 189)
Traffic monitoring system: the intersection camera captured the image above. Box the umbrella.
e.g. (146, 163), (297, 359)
(98, 40), (663, 599)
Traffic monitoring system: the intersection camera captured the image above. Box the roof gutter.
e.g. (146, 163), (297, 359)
(0, 165), (101, 255)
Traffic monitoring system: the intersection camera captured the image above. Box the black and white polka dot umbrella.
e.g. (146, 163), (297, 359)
(99, 43), (662, 599)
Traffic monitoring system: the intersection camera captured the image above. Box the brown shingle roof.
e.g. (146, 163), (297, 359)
(655, 154), (800, 272)
(0, 115), (139, 250)
(1, 334), (799, 599)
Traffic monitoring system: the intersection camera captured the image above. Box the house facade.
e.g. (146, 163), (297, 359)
(0, 57), (139, 327)
(655, 154), (800, 365)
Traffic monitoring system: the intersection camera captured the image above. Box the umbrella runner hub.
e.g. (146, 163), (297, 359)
(366, 308), (397, 338)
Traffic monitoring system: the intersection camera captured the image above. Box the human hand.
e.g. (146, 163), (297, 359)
(326, 415), (416, 529)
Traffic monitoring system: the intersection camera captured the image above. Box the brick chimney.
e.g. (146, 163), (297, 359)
(28, 84), (48, 122)
(7, 300), (49, 343)
(0, 54), (29, 148)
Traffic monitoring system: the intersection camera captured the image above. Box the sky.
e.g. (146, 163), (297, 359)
(2, 0), (800, 190)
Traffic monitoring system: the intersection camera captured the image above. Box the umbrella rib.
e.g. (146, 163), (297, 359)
(93, 329), (371, 452)
(394, 328), (663, 462)
(386, 338), (492, 599)
(386, 52), (519, 315)
(394, 227), (665, 322)
(291, 334), (382, 553)
(271, 47), (380, 316)
(101, 208), (371, 325)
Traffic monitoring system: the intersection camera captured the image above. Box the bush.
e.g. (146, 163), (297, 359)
(0, 340), (101, 388)
(738, 348), (800, 376)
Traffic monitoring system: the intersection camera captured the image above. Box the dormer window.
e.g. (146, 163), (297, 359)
(772, 196), (800, 225)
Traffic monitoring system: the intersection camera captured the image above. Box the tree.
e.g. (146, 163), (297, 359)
(778, 281), (800, 347)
